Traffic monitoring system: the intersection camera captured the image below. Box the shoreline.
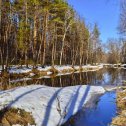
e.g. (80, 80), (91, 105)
(111, 88), (126, 126)
(0, 65), (103, 79)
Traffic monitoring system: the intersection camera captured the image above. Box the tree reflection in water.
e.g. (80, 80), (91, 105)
(0, 68), (126, 90)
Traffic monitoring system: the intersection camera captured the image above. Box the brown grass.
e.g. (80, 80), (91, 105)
(61, 68), (75, 73)
(49, 67), (58, 74)
(117, 91), (126, 110)
(0, 108), (35, 126)
(112, 115), (126, 126)
(32, 68), (40, 75)
(112, 90), (126, 126)
(10, 73), (29, 79)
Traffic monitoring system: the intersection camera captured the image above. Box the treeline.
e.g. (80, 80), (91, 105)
(107, 38), (126, 64)
(107, 0), (126, 64)
(0, 0), (104, 71)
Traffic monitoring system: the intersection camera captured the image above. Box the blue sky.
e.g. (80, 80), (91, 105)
(68, 0), (120, 43)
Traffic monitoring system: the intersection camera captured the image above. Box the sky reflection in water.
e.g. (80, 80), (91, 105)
(73, 91), (116, 126)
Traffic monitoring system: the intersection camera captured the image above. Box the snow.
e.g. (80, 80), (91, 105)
(74, 64), (103, 71)
(0, 65), (103, 75)
(0, 85), (105, 126)
(37, 66), (52, 72)
(29, 73), (35, 77)
(9, 68), (31, 74)
(12, 124), (33, 126)
(10, 78), (32, 83)
(47, 71), (53, 75)
(55, 65), (74, 73)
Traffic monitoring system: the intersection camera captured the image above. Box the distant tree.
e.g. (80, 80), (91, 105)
(118, 0), (126, 64)
(118, 0), (126, 35)
(107, 38), (122, 64)
(91, 24), (100, 64)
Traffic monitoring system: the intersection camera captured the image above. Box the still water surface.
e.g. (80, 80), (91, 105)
(70, 91), (116, 126)
(0, 68), (125, 89)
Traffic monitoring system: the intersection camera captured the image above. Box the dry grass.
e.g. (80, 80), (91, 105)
(49, 67), (58, 74)
(112, 114), (126, 126)
(0, 108), (35, 126)
(10, 73), (29, 79)
(61, 116), (75, 126)
(112, 90), (126, 126)
(32, 68), (40, 75)
(117, 91), (126, 110)
(61, 68), (75, 73)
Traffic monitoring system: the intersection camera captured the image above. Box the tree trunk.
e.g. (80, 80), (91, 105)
(52, 41), (55, 67)
(25, 0), (28, 67)
(42, 11), (48, 66)
(60, 32), (66, 66)
(51, 24), (57, 67)
(33, 11), (37, 67)
(0, 47), (4, 71)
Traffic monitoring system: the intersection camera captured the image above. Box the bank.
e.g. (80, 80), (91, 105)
(111, 88), (126, 126)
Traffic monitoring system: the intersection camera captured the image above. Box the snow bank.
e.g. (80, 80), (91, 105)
(9, 68), (32, 74)
(0, 85), (105, 126)
(10, 78), (32, 83)
(0, 65), (103, 75)
(74, 64), (103, 71)
(37, 66), (52, 72)
(55, 65), (74, 73)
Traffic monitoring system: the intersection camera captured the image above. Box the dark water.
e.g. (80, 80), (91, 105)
(70, 91), (116, 126)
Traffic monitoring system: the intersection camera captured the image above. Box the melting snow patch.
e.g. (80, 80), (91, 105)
(0, 85), (105, 126)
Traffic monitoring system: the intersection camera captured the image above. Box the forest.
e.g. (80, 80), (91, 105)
(0, 0), (105, 71)
(1, 0), (126, 72)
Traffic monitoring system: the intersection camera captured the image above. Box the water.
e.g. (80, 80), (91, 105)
(70, 91), (116, 126)
(0, 68), (125, 90)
